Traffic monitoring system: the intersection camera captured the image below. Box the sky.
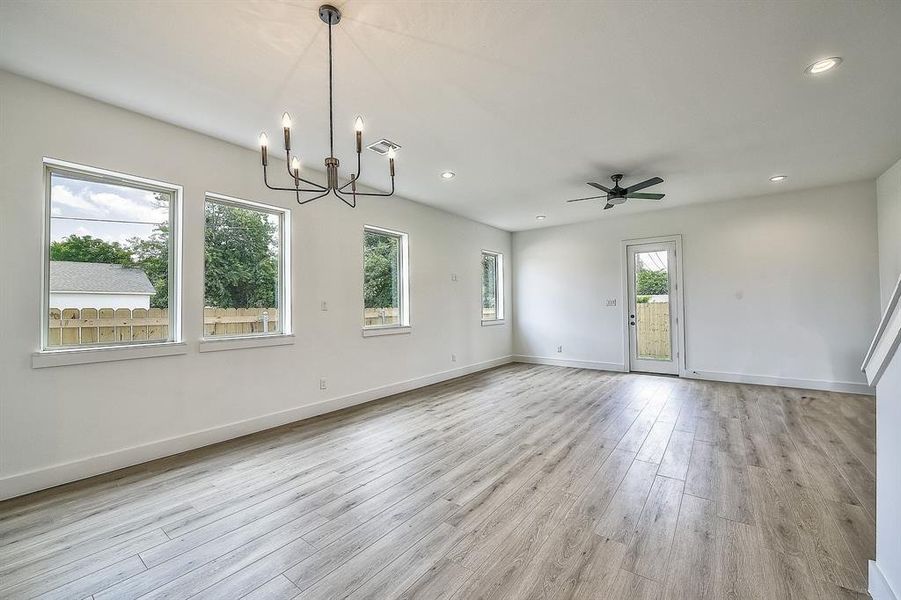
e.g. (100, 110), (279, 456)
(50, 174), (168, 245)
(637, 250), (668, 272)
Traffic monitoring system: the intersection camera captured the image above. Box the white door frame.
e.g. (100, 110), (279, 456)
(621, 234), (686, 376)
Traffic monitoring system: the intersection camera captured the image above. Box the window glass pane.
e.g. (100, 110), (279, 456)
(364, 230), (401, 327)
(482, 253), (498, 320)
(48, 172), (171, 347)
(203, 200), (281, 337)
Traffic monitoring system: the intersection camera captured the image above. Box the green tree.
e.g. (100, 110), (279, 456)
(128, 225), (170, 309)
(203, 204), (278, 308)
(364, 232), (399, 309)
(482, 254), (497, 310)
(49, 235), (132, 265)
(636, 269), (668, 295)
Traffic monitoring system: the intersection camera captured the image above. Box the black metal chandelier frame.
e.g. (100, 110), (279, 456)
(258, 4), (395, 208)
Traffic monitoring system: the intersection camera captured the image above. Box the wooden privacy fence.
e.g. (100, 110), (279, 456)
(48, 307), (279, 346)
(363, 307), (400, 327)
(636, 301), (671, 359)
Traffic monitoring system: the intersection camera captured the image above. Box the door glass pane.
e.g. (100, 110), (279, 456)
(634, 250), (671, 360)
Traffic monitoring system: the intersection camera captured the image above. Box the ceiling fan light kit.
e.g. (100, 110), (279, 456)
(257, 4), (396, 208)
(566, 173), (665, 210)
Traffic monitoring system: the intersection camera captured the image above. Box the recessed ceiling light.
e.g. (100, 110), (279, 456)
(536, 215), (547, 221)
(770, 175), (788, 182)
(804, 57), (842, 75)
(441, 171), (455, 179)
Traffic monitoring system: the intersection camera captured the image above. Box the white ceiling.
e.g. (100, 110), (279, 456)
(2, 1), (901, 231)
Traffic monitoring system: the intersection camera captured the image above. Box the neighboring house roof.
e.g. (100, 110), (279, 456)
(49, 261), (156, 295)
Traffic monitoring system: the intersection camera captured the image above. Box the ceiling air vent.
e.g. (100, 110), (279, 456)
(367, 139), (401, 156)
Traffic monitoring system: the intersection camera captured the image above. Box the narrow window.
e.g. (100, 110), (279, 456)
(481, 250), (504, 322)
(363, 226), (409, 330)
(44, 160), (181, 349)
(203, 194), (290, 338)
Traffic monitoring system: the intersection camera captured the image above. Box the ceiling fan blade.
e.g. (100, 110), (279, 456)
(566, 194), (607, 203)
(626, 192), (665, 200)
(603, 203), (614, 210)
(587, 182), (614, 194)
(624, 177), (663, 193)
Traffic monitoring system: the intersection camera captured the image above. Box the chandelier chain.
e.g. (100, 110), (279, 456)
(328, 21), (334, 159)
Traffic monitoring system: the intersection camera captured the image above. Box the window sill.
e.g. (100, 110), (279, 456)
(481, 319), (506, 327)
(199, 334), (295, 353)
(362, 326), (412, 338)
(32, 342), (187, 369)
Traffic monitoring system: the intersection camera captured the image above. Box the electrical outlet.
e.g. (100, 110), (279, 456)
(606, 299), (616, 307)
(320, 301), (328, 311)
(319, 378), (327, 390)
(451, 353), (457, 362)
(557, 345), (563, 353)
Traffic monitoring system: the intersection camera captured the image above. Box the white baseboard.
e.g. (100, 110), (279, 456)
(512, 355), (872, 395)
(684, 368), (874, 395)
(0, 355), (514, 501)
(871, 560), (899, 600)
(513, 354), (626, 372)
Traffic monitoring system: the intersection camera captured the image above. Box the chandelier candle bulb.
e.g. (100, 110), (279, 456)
(282, 112), (292, 151)
(355, 117), (363, 153)
(291, 157), (301, 182)
(259, 133), (269, 166)
(388, 147), (396, 177)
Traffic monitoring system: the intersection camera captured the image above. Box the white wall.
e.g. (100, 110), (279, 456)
(513, 181), (880, 393)
(872, 156), (901, 600)
(877, 157), (901, 309)
(50, 292), (151, 310)
(873, 353), (901, 600)
(0, 71), (513, 499)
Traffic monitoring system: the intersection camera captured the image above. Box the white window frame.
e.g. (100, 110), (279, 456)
(481, 250), (505, 325)
(362, 225), (411, 337)
(34, 158), (185, 368)
(199, 192), (292, 352)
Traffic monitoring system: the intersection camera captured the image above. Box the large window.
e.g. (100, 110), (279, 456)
(481, 250), (504, 322)
(43, 160), (180, 350)
(203, 194), (289, 338)
(363, 226), (409, 331)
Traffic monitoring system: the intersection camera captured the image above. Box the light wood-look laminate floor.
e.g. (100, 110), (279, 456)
(0, 364), (876, 599)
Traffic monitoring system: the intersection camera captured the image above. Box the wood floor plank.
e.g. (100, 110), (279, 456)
(663, 493), (716, 600)
(607, 569), (662, 600)
(713, 449), (754, 524)
(657, 429), (693, 481)
(290, 499), (459, 599)
(747, 465), (803, 558)
(595, 459), (659, 543)
(621, 475), (684, 581)
(635, 421), (676, 464)
(684, 440), (715, 499)
(241, 575), (301, 600)
(0, 365), (875, 600)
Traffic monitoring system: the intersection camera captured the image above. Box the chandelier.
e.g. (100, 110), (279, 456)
(257, 4), (396, 208)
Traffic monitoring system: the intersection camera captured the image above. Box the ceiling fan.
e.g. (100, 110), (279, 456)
(567, 174), (665, 210)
